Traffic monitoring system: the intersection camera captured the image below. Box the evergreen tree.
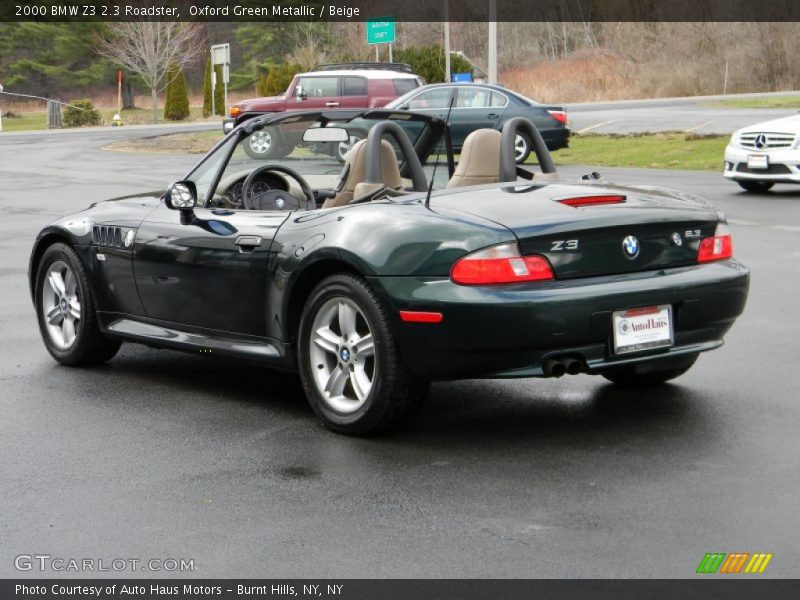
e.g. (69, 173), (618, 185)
(202, 59), (226, 117)
(163, 63), (190, 120)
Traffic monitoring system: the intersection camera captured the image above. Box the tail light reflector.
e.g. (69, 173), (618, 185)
(697, 223), (733, 263)
(399, 311), (444, 323)
(558, 194), (626, 207)
(451, 243), (554, 285)
(548, 110), (568, 125)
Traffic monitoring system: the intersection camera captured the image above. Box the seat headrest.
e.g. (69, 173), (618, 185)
(447, 129), (502, 188)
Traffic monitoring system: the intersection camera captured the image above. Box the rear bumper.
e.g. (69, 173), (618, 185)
(371, 259), (749, 380)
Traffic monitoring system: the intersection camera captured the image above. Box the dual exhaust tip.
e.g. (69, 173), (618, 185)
(543, 356), (585, 378)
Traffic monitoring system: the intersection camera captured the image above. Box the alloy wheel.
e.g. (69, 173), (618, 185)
(42, 260), (81, 349)
(309, 297), (376, 413)
(249, 131), (273, 154)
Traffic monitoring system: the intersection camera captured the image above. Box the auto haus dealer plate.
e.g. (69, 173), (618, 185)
(747, 154), (768, 169)
(612, 305), (674, 354)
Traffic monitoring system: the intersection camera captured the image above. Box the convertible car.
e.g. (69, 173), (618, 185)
(29, 109), (749, 434)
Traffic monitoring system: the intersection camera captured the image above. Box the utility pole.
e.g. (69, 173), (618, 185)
(444, 1), (451, 83)
(488, 0), (497, 84)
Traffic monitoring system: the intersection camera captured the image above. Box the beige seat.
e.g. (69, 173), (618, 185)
(323, 139), (403, 208)
(447, 129), (502, 188)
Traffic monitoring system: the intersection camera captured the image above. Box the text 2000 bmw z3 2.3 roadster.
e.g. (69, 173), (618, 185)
(29, 110), (749, 434)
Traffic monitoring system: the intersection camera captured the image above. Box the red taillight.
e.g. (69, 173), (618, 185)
(451, 243), (554, 285)
(548, 110), (568, 125)
(230, 106), (241, 118)
(697, 223), (733, 263)
(558, 194), (626, 207)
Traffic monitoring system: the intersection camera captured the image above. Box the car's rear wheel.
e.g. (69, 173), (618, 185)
(297, 273), (428, 435)
(601, 355), (697, 388)
(737, 180), (774, 193)
(514, 132), (532, 164)
(35, 243), (121, 366)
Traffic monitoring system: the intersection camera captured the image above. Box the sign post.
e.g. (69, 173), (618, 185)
(211, 43), (231, 117)
(366, 17), (395, 62)
(0, 83), (3, 132)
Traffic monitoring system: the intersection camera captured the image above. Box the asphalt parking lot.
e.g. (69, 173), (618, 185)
(1, 125), (798, 578)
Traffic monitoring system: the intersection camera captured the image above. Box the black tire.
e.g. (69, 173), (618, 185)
(514, 132), (532, 164)
(35, 243), (121, 366)
(243, 128), (287, 160)
(297, 273), (428, 435)
(601, 355), (697, 388)
(737, 180), (774, 193)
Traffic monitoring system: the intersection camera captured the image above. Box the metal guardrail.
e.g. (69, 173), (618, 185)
(0, 90), (87, 130)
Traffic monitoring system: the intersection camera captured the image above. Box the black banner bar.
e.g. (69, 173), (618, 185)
(3, 579), (800, 600)
(4, 0), (800, 23)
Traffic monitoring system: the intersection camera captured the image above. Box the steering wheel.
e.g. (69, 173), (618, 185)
(241, 165), (316, 211)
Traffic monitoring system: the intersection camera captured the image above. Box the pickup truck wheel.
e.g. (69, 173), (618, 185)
(244, 129), (286, 160)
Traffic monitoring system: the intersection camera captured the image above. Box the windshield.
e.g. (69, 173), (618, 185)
(186, 111), (449, 210)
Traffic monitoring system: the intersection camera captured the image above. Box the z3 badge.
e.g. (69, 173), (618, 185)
(551, 239), (579, 251)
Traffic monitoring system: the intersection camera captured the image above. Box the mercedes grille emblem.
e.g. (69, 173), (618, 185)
(754, 134), (768, 150)
(622, 235), (640, 259)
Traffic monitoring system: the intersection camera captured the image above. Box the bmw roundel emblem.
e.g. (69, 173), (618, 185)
(671, 232), (682, 246)
(275, 197), (285, 209)
(622, 235), (640, 259)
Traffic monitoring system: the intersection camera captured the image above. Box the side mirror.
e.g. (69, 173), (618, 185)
(295, 85), (306, 101)
(399, 104), (410, 110)
(165, 181), (197, 212)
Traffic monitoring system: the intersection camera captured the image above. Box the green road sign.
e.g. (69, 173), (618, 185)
(366, 17), (395, 45)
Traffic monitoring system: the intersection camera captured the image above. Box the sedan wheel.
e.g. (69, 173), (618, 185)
(298, 273), (429, 435)
(737, 180), (774, 193)
(514, 133), (531, 164)
(36, 243), (121, 366)
(336, 134), (363, 163)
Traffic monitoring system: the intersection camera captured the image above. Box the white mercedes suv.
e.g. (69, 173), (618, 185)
(724, 114), (800, 192)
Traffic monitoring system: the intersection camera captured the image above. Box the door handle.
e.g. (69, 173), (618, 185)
(325, 102), (340, 107)
(487, 113), (500, 119)
(234, 235), (262, 253)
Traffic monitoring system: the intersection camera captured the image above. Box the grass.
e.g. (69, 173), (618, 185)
(104, 130), (221, 154)
(704, 95), (800, 109)
(0, 112), (47, 132)
(0, 105), (213, 133)
(549, 132), (728, 171)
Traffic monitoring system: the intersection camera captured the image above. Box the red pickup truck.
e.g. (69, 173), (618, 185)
(224, 63), (424, 160)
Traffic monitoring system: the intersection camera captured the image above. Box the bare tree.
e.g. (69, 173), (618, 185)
(97, 22), (204, 123)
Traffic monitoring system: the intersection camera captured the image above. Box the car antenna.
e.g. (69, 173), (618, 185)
(425, 96), (455, 209)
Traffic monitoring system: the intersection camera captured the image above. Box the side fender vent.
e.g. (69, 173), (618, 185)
(92, 226), (126, 248)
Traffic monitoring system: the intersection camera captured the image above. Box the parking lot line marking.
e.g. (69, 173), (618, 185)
(577, 119), (617, 134)
(685, 121), (712, 132)
(770, 225), (800, 232)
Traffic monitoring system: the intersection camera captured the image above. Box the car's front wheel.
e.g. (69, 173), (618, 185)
(297, 273), (428, 435)
(737, 180), (774, 193)
(243, 128), (290, 160)
(35, 243), (121, 366)
(601, 355), (697, 388)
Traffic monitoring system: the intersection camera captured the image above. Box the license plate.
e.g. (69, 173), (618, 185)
(612, 305), (674, 355)
(747, 154), (768, 169)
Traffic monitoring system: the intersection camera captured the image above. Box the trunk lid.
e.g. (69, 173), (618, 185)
(433, 181), (721, 279)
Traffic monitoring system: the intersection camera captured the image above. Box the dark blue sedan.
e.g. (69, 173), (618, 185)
(385, 83), (570, 163)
